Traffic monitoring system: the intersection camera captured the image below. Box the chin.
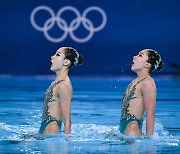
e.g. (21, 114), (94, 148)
(131, 66), (134, 71)
(50, 67), (54, 72)
(131, 67), (136, 73)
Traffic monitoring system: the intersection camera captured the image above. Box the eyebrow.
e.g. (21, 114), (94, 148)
(139, 52), (144, 55)
(56, 51), (63, 54)
(56, 51), (65, 57)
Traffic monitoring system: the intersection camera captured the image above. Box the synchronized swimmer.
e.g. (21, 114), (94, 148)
(38, 47), (83, 135)
(120, 49), (164, 136)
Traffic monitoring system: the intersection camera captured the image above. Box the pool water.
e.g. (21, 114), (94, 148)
(0, 76), (180, 153)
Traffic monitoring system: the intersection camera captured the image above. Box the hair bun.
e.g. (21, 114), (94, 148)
(157, 61), (164, 72)
(78, 55), (84, 65)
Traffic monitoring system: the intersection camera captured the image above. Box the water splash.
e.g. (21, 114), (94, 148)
(142, 119), (179, 146)
(0, 121), (179, 146)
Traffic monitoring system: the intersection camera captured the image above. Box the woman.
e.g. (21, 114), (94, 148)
(120, 49), (164, 136)
(39, 47), (83, 134)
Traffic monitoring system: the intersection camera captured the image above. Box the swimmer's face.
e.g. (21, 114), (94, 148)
(131, 49), (150, 72)
(50, 47), (69, 72)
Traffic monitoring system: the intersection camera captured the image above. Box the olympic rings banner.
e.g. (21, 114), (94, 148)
(30, 6), (107, 43)
(0, 0), (180, 75)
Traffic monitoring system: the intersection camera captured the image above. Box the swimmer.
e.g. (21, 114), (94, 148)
(120, 49), (164, 136)
(39, 47), (83, 135)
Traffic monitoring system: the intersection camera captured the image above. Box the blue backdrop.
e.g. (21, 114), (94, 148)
(0, 0), (180, 76)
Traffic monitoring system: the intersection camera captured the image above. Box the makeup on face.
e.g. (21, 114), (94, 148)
(55, 50), (65, 57)
(136, 50), (149, 60)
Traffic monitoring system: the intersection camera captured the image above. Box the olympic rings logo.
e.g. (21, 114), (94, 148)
(30, 6), (107, 43)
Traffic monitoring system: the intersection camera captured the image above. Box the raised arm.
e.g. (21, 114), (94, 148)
(142, 79), (156, 136)
(57, 82), (72, 135)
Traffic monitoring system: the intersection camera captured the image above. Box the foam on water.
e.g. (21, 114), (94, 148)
(0, 119), (179, 146)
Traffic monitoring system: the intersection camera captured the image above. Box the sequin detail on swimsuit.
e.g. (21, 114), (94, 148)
(120, 78), (146, 134)
(41, 80), (65, 122)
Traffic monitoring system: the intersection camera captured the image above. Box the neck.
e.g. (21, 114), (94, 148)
(55, 69), (69, 81)
(136, 70), (150, 80)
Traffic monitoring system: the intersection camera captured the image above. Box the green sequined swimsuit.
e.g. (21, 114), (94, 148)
(120, 78), (146, 134)
(39, 80), (64, 134)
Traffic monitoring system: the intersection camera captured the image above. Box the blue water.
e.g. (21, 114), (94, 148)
(0, 76), (180, 153)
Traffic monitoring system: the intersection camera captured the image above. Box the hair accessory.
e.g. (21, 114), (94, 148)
(154, 56), (162, 70)
(74, 51), (79, 66)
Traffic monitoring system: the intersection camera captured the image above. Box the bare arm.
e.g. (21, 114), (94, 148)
(142, 79), (156, 136)
(57, 82), (72, 135)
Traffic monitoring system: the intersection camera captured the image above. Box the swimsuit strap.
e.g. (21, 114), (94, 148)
(125, 77), (146, 99)
(52, 79), (65, 86)
(134, 77), (146, 87)
(126, 77), (146, 92)
(53, 79), (71, 86)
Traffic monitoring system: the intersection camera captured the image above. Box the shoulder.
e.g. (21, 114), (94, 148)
(57, 80), (72, 93)
(141, 77), (156, 91)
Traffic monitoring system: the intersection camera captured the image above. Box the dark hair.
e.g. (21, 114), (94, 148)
(64, 47), (84, 69)
(147, 49), (164, 73)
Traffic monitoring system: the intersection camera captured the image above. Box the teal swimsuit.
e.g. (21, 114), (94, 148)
(120, 78), (146, 134)
(38, 80), (64, 134)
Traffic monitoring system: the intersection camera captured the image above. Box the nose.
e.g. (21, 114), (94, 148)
(51, 55), (55, 59)
(133, 55), (136, 59)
